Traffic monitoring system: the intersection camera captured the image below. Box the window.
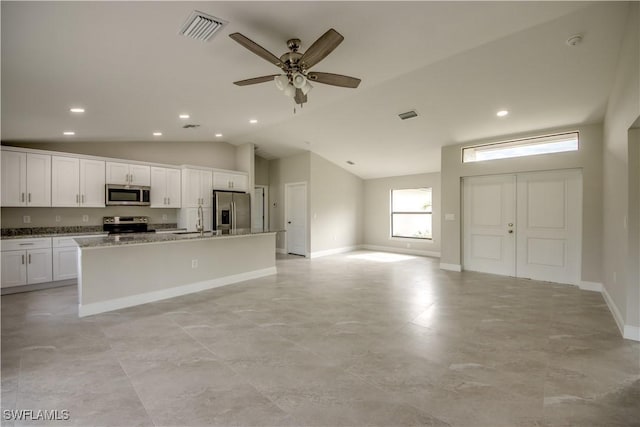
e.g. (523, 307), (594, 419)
(391, 188), (432, 239)
(462, 132), (578, 163)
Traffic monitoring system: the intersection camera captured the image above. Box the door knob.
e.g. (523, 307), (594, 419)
(508, 230), (513, 234)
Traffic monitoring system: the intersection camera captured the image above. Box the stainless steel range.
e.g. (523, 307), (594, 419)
(103, 216), (154, 235)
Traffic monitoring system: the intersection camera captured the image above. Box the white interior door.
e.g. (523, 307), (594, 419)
(463, 175), (516, 276)
(516, 170), (581, 284)
(285, 182), (307, 256)
(463, 169), (582, 285)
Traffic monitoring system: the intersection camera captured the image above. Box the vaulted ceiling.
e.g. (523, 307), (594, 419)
(1, 1), (629, 178)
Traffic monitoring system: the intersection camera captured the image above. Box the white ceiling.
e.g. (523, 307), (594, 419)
(1, 1), (629, 179)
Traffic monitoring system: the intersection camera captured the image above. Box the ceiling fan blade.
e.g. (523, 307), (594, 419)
(300, 28), (344, 69)
(294, 88), (307, 105)
(233, 74), (281, 86)
(307, 72), (361, 88)
(229, 33), (283, 68)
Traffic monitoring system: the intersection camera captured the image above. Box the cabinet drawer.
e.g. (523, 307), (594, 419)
(1, 238), (51, 251)
(52, 236), (82, 248)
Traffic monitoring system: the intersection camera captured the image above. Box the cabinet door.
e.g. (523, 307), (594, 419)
(80, 159), (106, 207)
(129, 164), (151, 186)
(230, 174), (248, 192)
(1, 151), (26, 206)
(52, 156), (80, 207)
(106, 162), (130, 185)
(213, 172), (232, 190)
(165, 169), (181, 208)
(1, 251), (27, 287)
(53, 247), (78, 281)
(150, 167), (167, 207)
(26, 248), (52, 284)
(26, 153), (51, 206)
(182, 169), (201, 207)
(200, 171), (213, 207)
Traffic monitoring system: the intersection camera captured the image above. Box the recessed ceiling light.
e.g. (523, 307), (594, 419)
(249, 119), (258, 124)
(179, 114), (190, 119)
(215, 133), (223, 137)
(153, 132), (163, 136)
(496, 110), (509, 117)
(70, 108), (85, 113)
(63, 131), (75, 136)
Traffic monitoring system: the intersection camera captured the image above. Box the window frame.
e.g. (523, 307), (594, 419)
(390, 188), (433, 241)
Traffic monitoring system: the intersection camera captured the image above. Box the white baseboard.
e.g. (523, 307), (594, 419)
(360, 244), (440, 258)
(579, 281), (603, 292)
(310, 246), (359, 259)
(440, 263), (462, 272)
(601, 284), (625, 337)
(624, 325), (640, 341)
(78, 267), (277, 317)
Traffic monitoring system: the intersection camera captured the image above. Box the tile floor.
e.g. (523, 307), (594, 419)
(1, 251), (639, 426)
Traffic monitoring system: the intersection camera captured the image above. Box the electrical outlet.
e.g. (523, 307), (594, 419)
(191, 259), (198, 269)
(162, 214), (168, 221)
(22, 215), (31, 224)
(82, 215), (89, 222)
(55, 215), (61, 222)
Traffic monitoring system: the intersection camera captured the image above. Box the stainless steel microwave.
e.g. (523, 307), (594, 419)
(105, 184), (151, 206)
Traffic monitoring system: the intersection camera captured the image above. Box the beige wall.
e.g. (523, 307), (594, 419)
(441, 123), (603, 282)
(309, 153), (364, 254)
(364, 172), (440, 256)
(628, 127), (640, 330)
(268, 152), (310, 251)
(602, 2), (639, 331)
(2, 140), (237, 170)
(1, 206), (177, 228)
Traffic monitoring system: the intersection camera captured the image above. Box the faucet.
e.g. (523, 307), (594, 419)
(196, 203), (204, 236)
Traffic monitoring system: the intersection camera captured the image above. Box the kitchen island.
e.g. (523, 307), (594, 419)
(75, 230), (277, 317)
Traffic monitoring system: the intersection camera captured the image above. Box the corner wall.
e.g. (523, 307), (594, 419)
(363, 172), (440, 257)
(602, 1), (640, 338)
(440, 123), (603, 283)
(309, 153), (364, 257)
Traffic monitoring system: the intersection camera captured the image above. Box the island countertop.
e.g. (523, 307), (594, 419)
(74, 229), (282, 249)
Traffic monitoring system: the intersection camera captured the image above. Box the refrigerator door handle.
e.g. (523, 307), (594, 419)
(232, 201), (236, 231)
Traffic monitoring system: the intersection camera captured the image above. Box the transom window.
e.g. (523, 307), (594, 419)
(391, 188), (432, 239)
(462, 132), (579, 163)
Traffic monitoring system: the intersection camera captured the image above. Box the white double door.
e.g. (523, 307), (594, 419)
(463, 169), (582, 285)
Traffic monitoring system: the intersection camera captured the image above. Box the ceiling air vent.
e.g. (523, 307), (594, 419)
(398, 110), (418, 120)
(182, 124), (201, 129)
(179, 11), (227, 42)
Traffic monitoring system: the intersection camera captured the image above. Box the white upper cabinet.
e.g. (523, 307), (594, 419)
(213, 171), (248, 192)
(1, 150), (51, 207)
(52, 156), (105, 207)
(106, 162), (150, 186)
(182, 168), (212, 208)
(150, 167), (181, 208)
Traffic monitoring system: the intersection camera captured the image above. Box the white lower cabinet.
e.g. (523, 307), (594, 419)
(1, 238), (52, 288)
(52, 236), (80, 281)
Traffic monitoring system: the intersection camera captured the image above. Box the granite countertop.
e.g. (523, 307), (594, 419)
(75, 229), (281, 248)
(1, 231), (109, 240)
(1, 223), (179, 240)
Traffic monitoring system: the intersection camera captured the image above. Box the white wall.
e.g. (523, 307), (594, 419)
(364, 172), (440, 257)
(602, 1), (640, 335)
(255, 155), (269, 186)
(441, 123), (603, 283)
(309, 153), (364, 256)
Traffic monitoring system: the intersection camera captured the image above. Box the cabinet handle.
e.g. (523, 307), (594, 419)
(82, 194), (85, 203)
(76, 194), (79, 203)
(28, 254), (31, 264)
(21, 193), (25, 202)
(28, 193), (31, 202)
(168, 197), (170, 205)
(22, 255), (25, 265)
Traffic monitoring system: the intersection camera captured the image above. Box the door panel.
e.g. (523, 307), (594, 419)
(516, 170), (581, 284)
(286, 183), (307, 256)
(463, 175), (516, 276)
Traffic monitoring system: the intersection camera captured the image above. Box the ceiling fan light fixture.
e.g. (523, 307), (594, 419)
(301, 81), (313, 95)
(283, 83), (296, 98)
(292, 73), (307, 89)
(274, 75), (288, 91)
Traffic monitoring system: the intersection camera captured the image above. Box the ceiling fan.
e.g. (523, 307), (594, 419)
(229, 28), (361, 106)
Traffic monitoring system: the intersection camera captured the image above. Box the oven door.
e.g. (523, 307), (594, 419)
(105, 185), (150, 206)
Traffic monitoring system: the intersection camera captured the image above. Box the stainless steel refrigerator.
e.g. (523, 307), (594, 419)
(213, 191), (251, 234)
